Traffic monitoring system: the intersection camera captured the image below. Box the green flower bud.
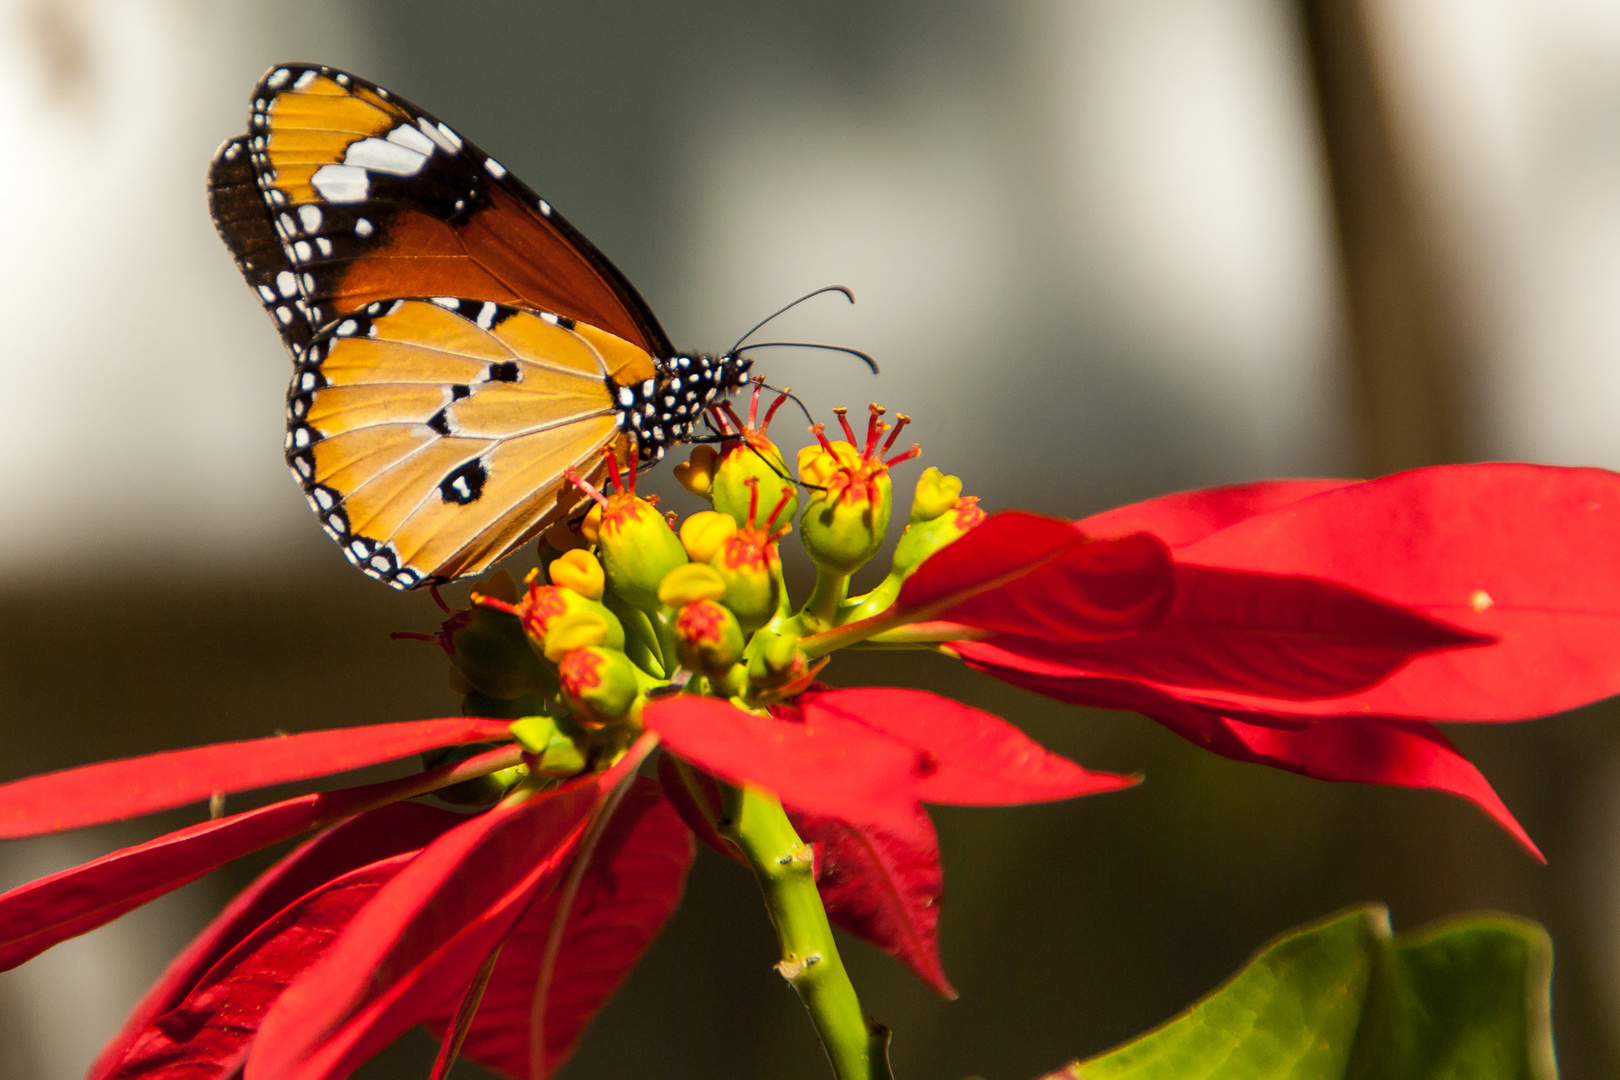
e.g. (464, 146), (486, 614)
(446, 605), (556, 700)
(891, 468), (986, 580)
(713, 437), (798, 530)
(509, 714), (589, 776)
(558, 645), (643, 726)
(502, 583), (625, 657)
(797, 404), (921, 576)
(421, 743), (528, 807)
(598, 496), (689, 612)
(911, 466), (963, 524)
(711, 527), (783, 633)
(745, 628), (808, 691)
(674, 599), (746, 676)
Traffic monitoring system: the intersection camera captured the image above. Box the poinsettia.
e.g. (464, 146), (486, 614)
(0, 388), (1614, 1080)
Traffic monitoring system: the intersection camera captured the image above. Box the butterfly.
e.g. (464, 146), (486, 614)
(209, 63), (780, 590)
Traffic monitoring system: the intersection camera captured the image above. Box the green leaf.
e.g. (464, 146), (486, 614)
(1044, 904), (1555, 1080)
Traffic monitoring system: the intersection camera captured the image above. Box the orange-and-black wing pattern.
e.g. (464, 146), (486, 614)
(211, 62), (675, 358)
(212, 63), (754, 589)
(288, 297), (658, 588)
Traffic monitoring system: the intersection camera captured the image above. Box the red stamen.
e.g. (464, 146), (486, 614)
(881, 414), (911, 455)
(884, 442), (923, 467)
(744, 475), (761, 528)
(389, 631), (438, 644)
(810, 422), (837, 454)
(863, 404), (886, 457)
(707, 404), (735, 436)
(625, 449), (639, 494)
(761, 389), (791, 431)
(765, 486), (794, 530)
(428, 585), (452, 614)
(599, 447), (625, 495)
(719, 400), (748, 436)
(566, 468), (611, 510)
(833, 407), (859, 445)
(747, 380), (763, 427)
(473, 595), (520, 615)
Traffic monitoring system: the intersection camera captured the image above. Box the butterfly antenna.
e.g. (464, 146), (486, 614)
(734, 341), (878, 375)
(730, 285), (856, 354)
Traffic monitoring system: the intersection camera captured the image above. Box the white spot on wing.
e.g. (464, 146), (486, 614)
(293, 69), (318, 90)
(344, 136), (427, 176)
(298, 204), (323, 233)
(276, 270), (297, 297)
(311, 164), (369, 203)
(476, 302), (496, 329)
(485, 158), (507, 179)
(316, 237), (333, 257)
(417, 117), (461, 154)
(267, 68), (291, 90)
(292, 240), (313, 262)
(354, 217), (374, 238)
(385, 123), (436, 156)
(538, 199), (551, 216)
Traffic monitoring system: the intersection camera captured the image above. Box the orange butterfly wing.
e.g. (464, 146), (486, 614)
(211, 63), (673, 360)
(289, 298), (650, 589)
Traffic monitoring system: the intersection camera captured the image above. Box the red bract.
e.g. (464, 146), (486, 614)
(883, 510), (1175, 640)
(643, 688), (1136, 834)
(0, 717), (512, 839)
(422, 778), (693, 1080)
(948, 463), (1620, 856)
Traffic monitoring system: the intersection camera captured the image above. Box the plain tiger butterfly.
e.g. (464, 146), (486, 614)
(210, 64), (855, 590)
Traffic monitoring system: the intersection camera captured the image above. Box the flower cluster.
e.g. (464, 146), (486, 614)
(2, 382), (1619, 1080)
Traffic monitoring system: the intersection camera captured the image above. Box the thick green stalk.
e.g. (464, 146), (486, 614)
(719, 784), (893, 1080)
(800, 566), (851, 634)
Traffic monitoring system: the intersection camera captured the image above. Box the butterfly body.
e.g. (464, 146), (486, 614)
(211, 64), (752, 588)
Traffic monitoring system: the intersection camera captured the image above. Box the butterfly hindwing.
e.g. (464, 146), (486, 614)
(288, 298), (652, 589)
(237, 63), (675, 358)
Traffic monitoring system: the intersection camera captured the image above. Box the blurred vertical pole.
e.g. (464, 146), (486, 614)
(1297, 0), (1466, 474)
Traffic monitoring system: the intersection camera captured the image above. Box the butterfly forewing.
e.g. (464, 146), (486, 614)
(288, 299), (644, 589)
(239, 63), (674, 357)
(208, 137), (317, 359)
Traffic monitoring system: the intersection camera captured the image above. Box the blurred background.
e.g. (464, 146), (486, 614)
(2, 0), (1620, 1076)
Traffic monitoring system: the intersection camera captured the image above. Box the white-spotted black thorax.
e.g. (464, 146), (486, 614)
(614, 351), (755, 463)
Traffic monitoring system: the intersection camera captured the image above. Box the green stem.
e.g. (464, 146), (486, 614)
(802, 566), (851, 634)
(719, 784), (893, 1080)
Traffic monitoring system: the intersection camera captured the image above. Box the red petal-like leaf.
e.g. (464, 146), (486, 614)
(0, 717), (512, 839)
(1156, 463), (1620, 721)
(90, 802), (464, 1080)
(246, 781), (600, 1080)
(256, 738), (657, 1080)
(424, 778), (695, 1079)
(986, 563), (1485, 702)
(787, 802), (955, 999)
(643, 695), (917, 827)
(959, 643), (1541, 858)
(798, 688), (1136, 804)
(104, 851), (421, 1079)
(895, 512), (1174, 640)
(1076, 479), (1355, 549)
(655, 754), (742, 864)
(0, 781), (428, 973)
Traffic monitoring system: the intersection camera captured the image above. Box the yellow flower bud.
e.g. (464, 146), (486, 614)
(549, 548), (605, 600)
(673, 444), (719, 499)
(658, 562), (729, 608)
(680, 510), (738, 563)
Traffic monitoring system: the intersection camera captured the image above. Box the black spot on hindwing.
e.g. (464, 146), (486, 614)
(440, 459), (488, 505)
